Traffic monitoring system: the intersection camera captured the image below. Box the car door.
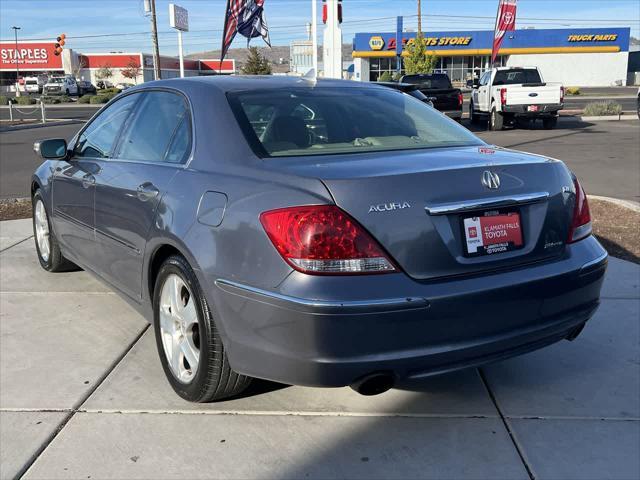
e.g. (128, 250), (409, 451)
(477, 71), (491, 111)
(93, 89), (193, 300)
(51, 93), (139, 266)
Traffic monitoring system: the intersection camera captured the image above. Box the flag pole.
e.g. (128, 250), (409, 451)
(311, 0), (318, 75)
(221, 0), (231, 61)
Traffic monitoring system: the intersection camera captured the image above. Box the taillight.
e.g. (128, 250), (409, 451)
(567, 177), (592, 243)
(260, 205), (396, 275)
(560, 86), (565, 104)
(500, 88), (507, 106)
(457, 92), (464, 107)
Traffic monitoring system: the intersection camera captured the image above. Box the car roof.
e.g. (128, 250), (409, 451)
(133, 75), (388, 94)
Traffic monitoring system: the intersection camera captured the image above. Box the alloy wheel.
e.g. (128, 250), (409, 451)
(159, 273), (201, 383)
(34, 200), (50, 262)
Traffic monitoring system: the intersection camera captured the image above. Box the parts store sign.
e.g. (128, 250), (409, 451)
(0, 43), (62, 70)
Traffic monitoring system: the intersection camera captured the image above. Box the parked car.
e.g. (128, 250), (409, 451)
(376, 82), (434, 107)
(115, 82), (135, 91)
(23, 76), (41, 94)
(399, 73), (463, 120)
(468, 66), (564, 130)
(77, 80), (97, 96)
(96, 80), (114, 89)
(31, 77), (607, 402)
(43, 76), (79, 96)
(637, 87), (639, 119)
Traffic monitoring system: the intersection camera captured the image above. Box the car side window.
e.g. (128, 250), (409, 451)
(74, 93), (139, 159)
(116, 91), (191, 164)
(479, 72), (490, 86)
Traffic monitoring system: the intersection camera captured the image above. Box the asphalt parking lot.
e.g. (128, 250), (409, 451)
(2, 115), (638, 202)
(1, 218), (638, 479)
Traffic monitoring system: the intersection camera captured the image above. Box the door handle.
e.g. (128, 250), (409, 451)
(82, 174), (95, 189)
(137, 182), (159, 202)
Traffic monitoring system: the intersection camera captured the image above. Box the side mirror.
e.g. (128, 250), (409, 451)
(34, 139), (68, 160)
(467, 79), (479, 88)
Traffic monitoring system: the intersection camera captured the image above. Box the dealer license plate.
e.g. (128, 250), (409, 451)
(528, 105), (539, 112)
(463, 212), (524, 257)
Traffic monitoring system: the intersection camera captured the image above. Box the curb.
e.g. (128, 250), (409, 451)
(0, 119), (84, 132)
(580, 114), (639, 122)
(589, 195), (640, 213)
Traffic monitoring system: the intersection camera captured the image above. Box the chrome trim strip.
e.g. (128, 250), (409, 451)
(215, 279), (430, 314)
(425, 191), (550, 215)
(579, 251), (608, 273)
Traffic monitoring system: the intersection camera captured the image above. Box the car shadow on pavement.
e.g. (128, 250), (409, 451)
(463, 116), (595, 133)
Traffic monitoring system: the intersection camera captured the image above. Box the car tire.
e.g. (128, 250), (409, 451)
(490, 107), (504, 131)
(65, 89), (69, 95)
(32, 190), (77, 272)
(153, 255), (252, 402)
(543, 116), (558, 130)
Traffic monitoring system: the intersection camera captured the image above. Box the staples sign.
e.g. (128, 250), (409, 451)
(0, 43), (62, 70)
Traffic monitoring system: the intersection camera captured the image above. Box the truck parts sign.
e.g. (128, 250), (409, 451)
(0, 42), (62, 70)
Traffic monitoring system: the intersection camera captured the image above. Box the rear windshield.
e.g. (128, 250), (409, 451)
(228, 87), (481, 158)
(493, 69), (542, 86)
(401, 74), (452, 89)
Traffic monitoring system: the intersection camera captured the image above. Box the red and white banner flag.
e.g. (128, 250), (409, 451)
(491, 0), (517, 65)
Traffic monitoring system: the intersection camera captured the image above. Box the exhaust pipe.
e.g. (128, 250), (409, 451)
(350, 373), (395, 396)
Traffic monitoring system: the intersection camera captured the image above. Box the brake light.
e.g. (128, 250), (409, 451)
(500, 88), (507, 106)
(567, 177), (592, 243)
(560, 86), (565, 103)
(457, 92), (464, 107)
(260, 205), (396, 275)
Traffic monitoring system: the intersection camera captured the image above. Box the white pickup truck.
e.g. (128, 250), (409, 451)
(469, 67), (564, 130)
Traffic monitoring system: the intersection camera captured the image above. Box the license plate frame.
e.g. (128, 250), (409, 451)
(461, 209), (525, 257)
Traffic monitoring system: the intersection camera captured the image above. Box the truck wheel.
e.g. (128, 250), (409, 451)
(543, 116), (558, 130)
(490, 108), (504, 131)
(469, 102), (478, 124)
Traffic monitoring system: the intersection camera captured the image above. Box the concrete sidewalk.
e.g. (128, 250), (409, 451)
(1, 218), (638, 480)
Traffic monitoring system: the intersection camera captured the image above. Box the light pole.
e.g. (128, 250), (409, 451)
(417, 0), (422, 35)
(12, 26), (21, 97)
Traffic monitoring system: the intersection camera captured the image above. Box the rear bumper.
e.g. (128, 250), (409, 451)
(210, 236), (607, 387)
(442, 109), (463, 119)
(502, 103), (563, 116)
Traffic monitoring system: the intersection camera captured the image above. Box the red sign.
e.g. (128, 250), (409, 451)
(0, 42), (62, 70)
(491, 0), (517, 64)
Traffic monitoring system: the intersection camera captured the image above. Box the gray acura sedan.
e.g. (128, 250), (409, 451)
(31, 76), (607, 402)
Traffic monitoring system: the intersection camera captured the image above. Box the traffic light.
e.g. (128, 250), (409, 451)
(54, 33), (66, 56)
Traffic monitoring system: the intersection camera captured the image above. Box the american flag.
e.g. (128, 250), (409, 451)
(221, 0), (271, 61)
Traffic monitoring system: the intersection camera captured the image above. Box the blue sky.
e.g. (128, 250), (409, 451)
(1, 0), (638, 56)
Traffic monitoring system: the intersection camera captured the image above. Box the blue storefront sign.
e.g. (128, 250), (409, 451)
(353, 27), (631, 57)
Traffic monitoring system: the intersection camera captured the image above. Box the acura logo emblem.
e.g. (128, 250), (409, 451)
(482, 170), (501, 189)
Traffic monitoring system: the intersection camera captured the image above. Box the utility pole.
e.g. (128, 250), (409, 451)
(149, 0), (162, 80)
(417, 0), (422, 35)
(311, 0), (318, 76)
(12, 26), (21, 97)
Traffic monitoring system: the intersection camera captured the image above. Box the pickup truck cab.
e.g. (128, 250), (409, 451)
(23, 77), (41, 94)
(43, 76), (79, 96)
(469, 67), (564, 130)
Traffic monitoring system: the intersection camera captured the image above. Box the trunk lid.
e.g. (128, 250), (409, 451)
(505, 84), (562, 105)
(265, 146), (576, 280)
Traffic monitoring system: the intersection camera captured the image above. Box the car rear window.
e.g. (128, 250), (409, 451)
(493, 69), (542, 85)
(228, 87), (481, 158)
(401, 74), (452, 89)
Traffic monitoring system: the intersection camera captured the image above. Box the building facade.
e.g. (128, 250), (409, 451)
(0, 40), (235, 90)
(353, 27), (631, 87)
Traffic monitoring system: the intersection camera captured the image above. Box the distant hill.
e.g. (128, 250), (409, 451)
(187, 43), (354, 73)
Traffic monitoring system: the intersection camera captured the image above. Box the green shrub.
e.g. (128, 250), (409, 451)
(584, 101), (622, 116)
(40, 96), (62, 104)
(100, 87), (121, 95)
(378, 71), (394, 82)
(59, 95), (72, 103)
(566, 87), (581, 95)
(89, 95), (111, 104)
(0, 95), (8, 105)
(15, 96), (36, 105)
(78, 95), (94, 104)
